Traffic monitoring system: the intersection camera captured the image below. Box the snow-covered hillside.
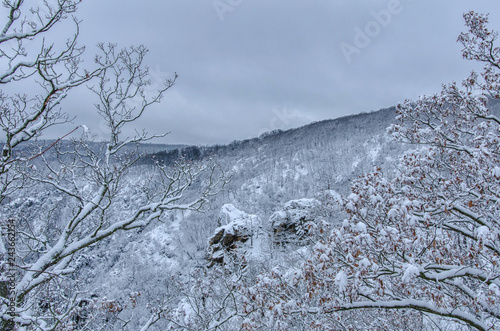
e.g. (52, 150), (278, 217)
(1, 105), (403, 329)
(3, 99), (500, 329)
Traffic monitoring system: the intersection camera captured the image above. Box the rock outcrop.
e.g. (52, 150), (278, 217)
(270, 198), (321, 245)
(207, 204), (259, 265)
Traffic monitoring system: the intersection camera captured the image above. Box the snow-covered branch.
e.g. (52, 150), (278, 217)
(238, 11), (500, 330)
(336, 299), (488, 331)
(1, 32), (229, 328)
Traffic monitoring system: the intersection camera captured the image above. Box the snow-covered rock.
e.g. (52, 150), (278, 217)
(207, 204), (259, 265)
(270, 198), (321, 245)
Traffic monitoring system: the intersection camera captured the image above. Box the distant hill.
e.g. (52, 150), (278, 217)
(142, 106), (402, 211)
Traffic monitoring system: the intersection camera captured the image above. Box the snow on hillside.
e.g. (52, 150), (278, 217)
(1, 105), (409, 329)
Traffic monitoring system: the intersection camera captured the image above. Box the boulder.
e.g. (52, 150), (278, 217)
(207, 204), (258, 265)
(270, 198), (321, 245)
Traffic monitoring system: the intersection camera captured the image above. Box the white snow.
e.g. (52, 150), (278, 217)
(210, 204), (265, 261)
(335, 270), (348, 292)
(368, 144), (381, 162)
(359, 257), (371, 269)
(283, 198), (320, 210)
(0, 236), (5, 255)
(220, 204), (252, 224)
(348, 193), (359, 202)
(476, 226), (489, 240)
(356, 222), (367, 233)
(489, 284), (500, 296)
(294, 165), (309, 180)
(402, 264), (420, 283)
(270, 198), (320, 229)
(325, 190), (342, 203)
(387, 208), (399, 220)
(493, 166), (500, 178)
(217, 204), (259, 235)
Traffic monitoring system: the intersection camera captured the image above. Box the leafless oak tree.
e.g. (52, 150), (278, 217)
(0, 2), (229, 329)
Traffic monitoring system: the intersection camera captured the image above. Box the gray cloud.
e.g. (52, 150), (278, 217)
(45, 0), (500, 145)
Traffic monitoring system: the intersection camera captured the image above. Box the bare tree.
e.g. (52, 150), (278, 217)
(0, 0), (106, 203)
(0, 2), (229, 329)
(0, 41), (229, 329)
(0, 1), (105, 329)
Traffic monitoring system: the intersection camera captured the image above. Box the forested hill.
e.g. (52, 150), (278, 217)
(142, 107), (402, 193)
(138, 106), (402, 218)
(6, 100), (500, 329)
(156, 97), (500, 170)
(143, 106), (398, 173)
(60, 104), (406, 328)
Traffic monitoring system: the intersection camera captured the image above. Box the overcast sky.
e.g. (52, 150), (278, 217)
(53, 1), (500, 145)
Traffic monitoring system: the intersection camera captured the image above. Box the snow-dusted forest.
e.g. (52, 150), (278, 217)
(1, 2), (500, 330)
